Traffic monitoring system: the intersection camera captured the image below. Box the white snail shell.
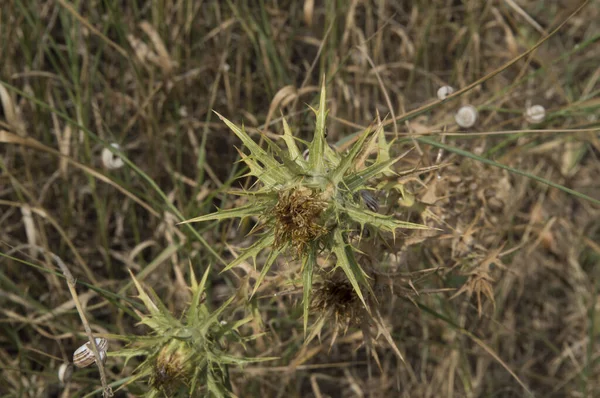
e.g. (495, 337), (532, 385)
(437, 85), (455, 100)
(73, 338), (108, 368)
(454, 105), (478, 128)
(58, 363), (73, 384)
(101, 143), (125, 170)
(525, 105), (546, 123)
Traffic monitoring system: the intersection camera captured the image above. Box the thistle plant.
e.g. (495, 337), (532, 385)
(114, 267), (265, 397)
(181, 81), (428, 333)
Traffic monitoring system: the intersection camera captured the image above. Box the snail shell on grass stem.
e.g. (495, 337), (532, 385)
(73, 338), (108, 368)
(437, 85), (454, 100)
(101, 143), (124, 170)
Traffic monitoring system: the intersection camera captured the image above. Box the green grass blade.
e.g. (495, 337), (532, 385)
(0, 81), (227, 265)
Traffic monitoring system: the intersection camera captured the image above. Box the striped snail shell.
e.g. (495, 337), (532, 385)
(360, 190), (379, 213)
(73, 338), (108, 368)
(302, 148), (310, 161)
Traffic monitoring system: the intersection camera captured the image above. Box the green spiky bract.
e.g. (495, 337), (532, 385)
(113, 267), (271, 397)
(181, 80), (428, 335)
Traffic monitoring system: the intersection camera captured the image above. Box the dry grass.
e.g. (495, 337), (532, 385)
(1, 0), (600, 397)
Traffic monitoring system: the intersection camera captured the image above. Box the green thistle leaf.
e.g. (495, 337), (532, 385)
(214, 111), (292, 183)
(302, 247), (316, 336)
(179, 203), (264, 225)
(344, 156), (400, 191)
(329, 126), (372, 183)
(251, 245), (285, 297)
(177, 76), (432, 344)
(332, 229), (371, 309)
(235, 148), (280, 188)
(307, 80), (328, 174)
(281, 116), (304, 165)
(222, 233), (275, 273)
(344, 204), (430, 236)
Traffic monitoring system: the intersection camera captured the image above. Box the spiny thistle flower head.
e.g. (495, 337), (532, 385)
(181, 79), (428, 334)
(306, 272), (406, 365)
(150, 340), (193, 394)
(113, 267), (267, 397)
(273, 186), (328, 255)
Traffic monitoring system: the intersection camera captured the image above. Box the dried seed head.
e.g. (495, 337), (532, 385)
(273, 187), (328, 255)
(101, 143), (124, 170)
(58, 363), (73, 384)
(525, 104), (546, 123)
(73, 338), (108, 368)
(451, 270), (496, 318)
(454, 105), (478, 128)
(437, 85), (455, 100)
(311, 275), (364, 329)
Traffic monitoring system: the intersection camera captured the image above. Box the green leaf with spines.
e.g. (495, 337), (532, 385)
(307, 80), (328, 174)
(218, 353), (276, 365)
(344, 204), (431, 235)
(199, 295), (236, 336)
(186, 266), (211, 325)
(376, 124), (395, 175)
(331, 229), (371, 309)
(324, 141), (341, 166)
(235, 148), (281, 188)
(329, 126), (373, 183)
(179, 203), (265, 225)
(206, 370), (227, 398)
(268, 142), (307, 178)
(128, 270), (161, 316)
(177, 75), (432, 346)
(304, 310), (328, 347)
(344, 156), (400, 191)
(302, 247), (316, 336)
(281, 116), (304, 166)
(227, 315), (254, 331)
(251, 245), (285, 297)
(214, 111), (292, 183)
(221, 233), (275, 273)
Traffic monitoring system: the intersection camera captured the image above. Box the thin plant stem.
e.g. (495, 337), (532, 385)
(43, 247), (113, 397)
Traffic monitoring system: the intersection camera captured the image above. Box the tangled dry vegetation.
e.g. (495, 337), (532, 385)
(1, 1), (600, 397)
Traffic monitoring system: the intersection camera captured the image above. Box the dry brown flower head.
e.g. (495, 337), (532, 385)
(273, 187), (328, 256)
